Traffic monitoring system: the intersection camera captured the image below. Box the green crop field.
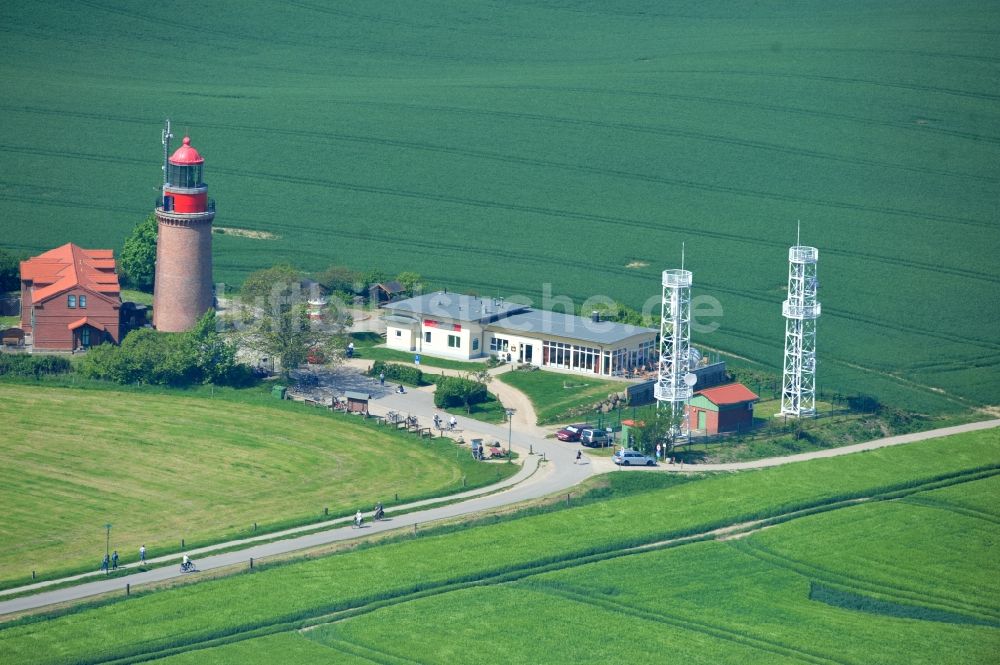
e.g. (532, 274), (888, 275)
(1, 428), (996, 663)
(497, 370), (629, 425)
(0, 1), (997, 414)
(0, 384), (514, 589)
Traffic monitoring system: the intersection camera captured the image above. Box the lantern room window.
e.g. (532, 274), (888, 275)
(167, 163), (204, 189)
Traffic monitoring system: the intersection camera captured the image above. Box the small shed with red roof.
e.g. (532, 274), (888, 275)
(20, 243), (122, 351)
(686, 382), (759, 435)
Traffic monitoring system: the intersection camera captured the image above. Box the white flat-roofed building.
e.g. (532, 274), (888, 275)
(382, 292), (658, 377)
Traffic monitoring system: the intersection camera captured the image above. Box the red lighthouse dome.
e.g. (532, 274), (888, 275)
(169, 137), (204, 165)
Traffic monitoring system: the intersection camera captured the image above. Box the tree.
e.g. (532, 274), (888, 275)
(120, 214), (158, 291)
(239, 303), (347, 378)
(0, 247), (23, 292)
(240, 264), (302, 309)
(633, 408), (684, 456)
(316, 265), (357, 296)
(395, 271), (423, 295)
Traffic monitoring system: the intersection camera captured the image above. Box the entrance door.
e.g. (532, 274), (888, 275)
(523, 345), (533, 364)
(80, 326), (91, 348)
(697, 410), (706, 431)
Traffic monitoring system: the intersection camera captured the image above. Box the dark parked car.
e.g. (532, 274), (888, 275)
(556, 424), (591, 442)
(580, 428), (611, 447)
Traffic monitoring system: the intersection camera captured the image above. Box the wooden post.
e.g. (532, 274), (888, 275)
(126, 583), (130, 596)
(324, 507), (328, 516)
(31, 570), (35, 581)
(250, 557), (254, 569)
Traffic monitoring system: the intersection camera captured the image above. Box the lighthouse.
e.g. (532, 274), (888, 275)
(153, 121), (216, 332)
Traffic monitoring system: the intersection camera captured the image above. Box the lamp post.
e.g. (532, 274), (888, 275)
(505, 408), (514, 460)
(104, 523), (112, 574)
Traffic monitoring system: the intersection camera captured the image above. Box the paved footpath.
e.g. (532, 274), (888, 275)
(1, 361), (996, 616)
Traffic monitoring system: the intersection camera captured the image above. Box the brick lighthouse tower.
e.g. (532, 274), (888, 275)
(153, 121), (215, 332)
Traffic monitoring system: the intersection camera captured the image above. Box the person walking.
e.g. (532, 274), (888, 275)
(575, 450), (582, 464)
(139, 544), (146, 564)
(449, 415), (457, 430)
(379, 372), (385, 387)
(100, 553), (109, 574)
(111, 550), (119, 570)
(656, 443), (662, 460)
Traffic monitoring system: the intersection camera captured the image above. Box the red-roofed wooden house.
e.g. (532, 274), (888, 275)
(20, 243), (122, 351)
(686, 382), (759, 435)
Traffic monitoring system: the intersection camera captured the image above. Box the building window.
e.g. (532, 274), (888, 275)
(79, 295), (87, 308)
(448, 334), (460, 348)
(490, 337), (509, 352)
(472, 338), (479, 351)
(395, 330), (402, 337)
(80, 327), (90, 347)
(67, 295), (76, 309)
(425, 331), (431, 343)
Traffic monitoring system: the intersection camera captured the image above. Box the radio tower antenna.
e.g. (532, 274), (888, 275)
(655, 249), (694, 442)
(161, 119), (173, 186)
(780, 225), (821, 417)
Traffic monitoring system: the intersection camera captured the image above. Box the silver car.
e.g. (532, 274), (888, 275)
(612, 449), (656, 466)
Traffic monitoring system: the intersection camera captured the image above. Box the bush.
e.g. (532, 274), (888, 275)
(0, 354), (71, 378)
(370, 361), (424, 386)
(434, 376), (487, 410)
(78, 312), (252, 387)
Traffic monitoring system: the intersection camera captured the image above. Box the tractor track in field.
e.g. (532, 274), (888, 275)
(732, 538), (1000, 622)
(662, 68), (1000, 103)
(531, 584), (852, 665)
(4, 99), (999, 240)
(79, 464), (1000, 665)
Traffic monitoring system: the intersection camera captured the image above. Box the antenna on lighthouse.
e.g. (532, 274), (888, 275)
(161, 119), (173, 186)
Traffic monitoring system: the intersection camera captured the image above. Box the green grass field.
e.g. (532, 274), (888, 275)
(496, 370), (628, 425)
(1, 428), (996, 663)
(0, 1), (996, 414)
(0, 384), (514, 588)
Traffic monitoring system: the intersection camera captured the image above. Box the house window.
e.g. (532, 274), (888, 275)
(472, 338), (479, 351)
(425, 331), (431, 343)
(448, 334), (460, 348)
(67, 295), (76, 309)
(490, 337), (509, 352)
(395, 330), (402, 337)
(79, 295), (87, 308)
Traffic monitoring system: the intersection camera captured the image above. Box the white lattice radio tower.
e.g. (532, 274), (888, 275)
(655, 247), (696, 440)
(780, 226), (821, 417)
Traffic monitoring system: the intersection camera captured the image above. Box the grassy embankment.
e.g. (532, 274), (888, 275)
(1, 428), (996, 663)
(0, 383), (516, 589)
(495, 370), (629, 426)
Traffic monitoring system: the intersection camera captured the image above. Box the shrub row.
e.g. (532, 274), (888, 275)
(369, 360), (425, 386)
(0, 354), (71, 378)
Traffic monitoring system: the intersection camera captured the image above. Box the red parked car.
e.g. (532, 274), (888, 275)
(555, 424), (591, 442)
